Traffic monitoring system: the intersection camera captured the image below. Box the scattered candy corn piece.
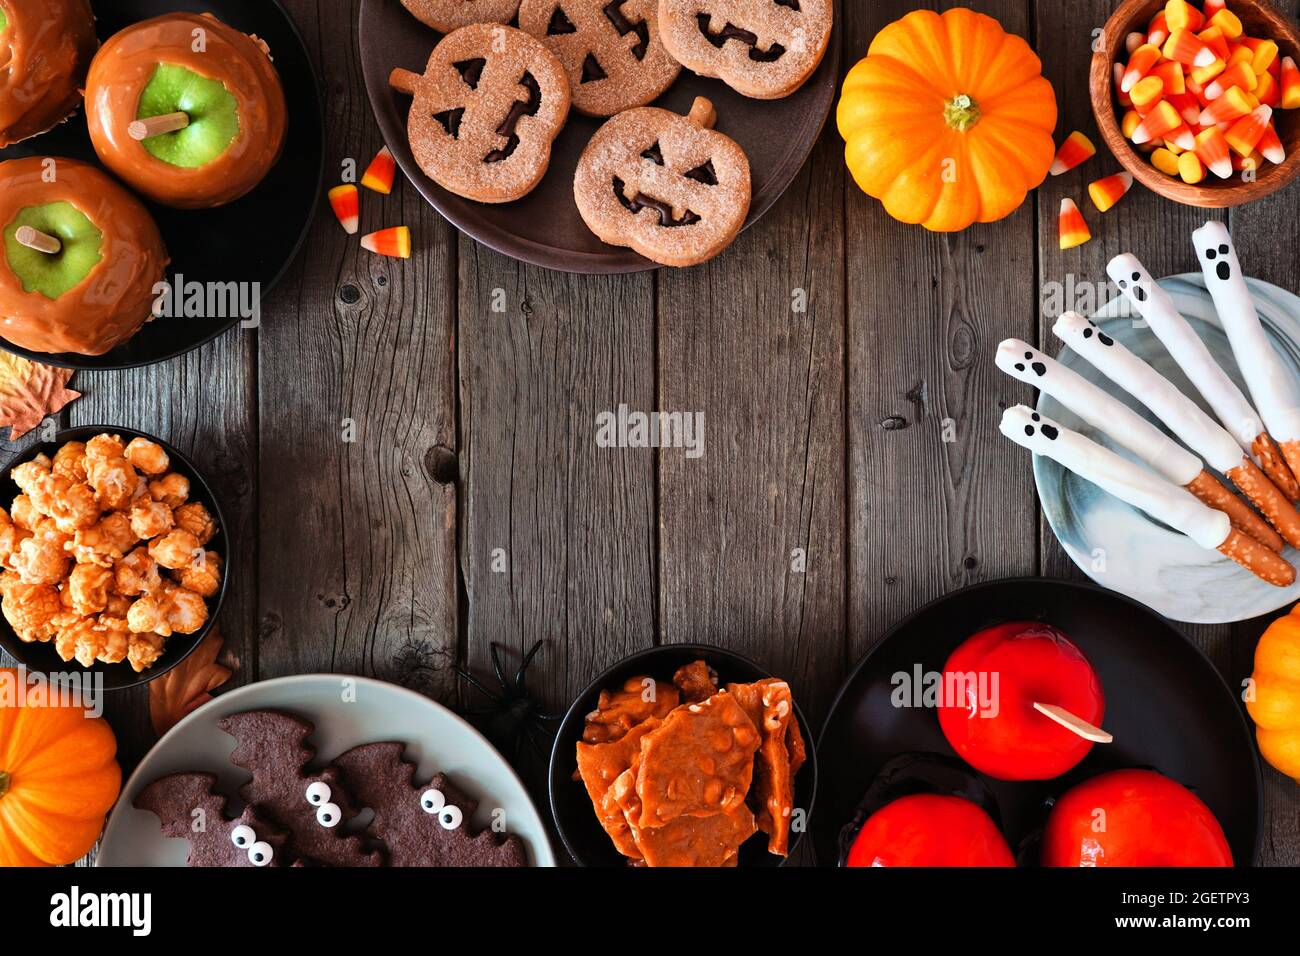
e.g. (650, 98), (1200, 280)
(1123, 44), (1163, 92)
(1281, 56), (1300, 108)
(361, 226), (411, 258)
(1164, 29), (1218, 68)
(1050, 131), (1096, 175)
(1166, 0), (1204, 33)
(1178, 150), (1206, 183)
(1259, 122), (1285, 164)
(1205, 61), (1256, 100)
(1059, 198), (1091, 250)
(360, 146), (397, 194)
(1131, 75), (1165, 113)
(1225, 104), (1272, 156)
(1132, 100), (1182, 144)
(1199, 84), (1252, 125)
(1088, 172), (1134, 212)
(1152, 147), (1183, 175)
(328, 184), (360, 235)
(1194, 125), (1233, 178)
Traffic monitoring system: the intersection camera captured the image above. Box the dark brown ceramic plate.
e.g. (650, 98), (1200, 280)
(359, 0), (840, 274)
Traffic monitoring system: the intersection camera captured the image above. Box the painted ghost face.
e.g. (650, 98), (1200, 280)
(1107, 254), (1154, 304)
(1193, 221), (1237, 283)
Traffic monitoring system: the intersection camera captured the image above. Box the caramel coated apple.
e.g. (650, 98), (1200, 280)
(0, 0), (99, 147)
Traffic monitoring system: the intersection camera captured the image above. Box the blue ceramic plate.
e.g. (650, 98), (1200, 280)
(1036, 275), (1300, 624)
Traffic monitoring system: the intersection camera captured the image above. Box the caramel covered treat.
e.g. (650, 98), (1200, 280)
(0, 0), (99, 148)
(0, 157), (168, 356)
(85, 13), (287, 209)
(0, 433), (221, 671)
(574, 659), (806, 866)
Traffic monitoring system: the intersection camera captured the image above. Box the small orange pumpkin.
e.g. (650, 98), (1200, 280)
(837, 7), (1058, 232)
(0, 669), (121, 865)
(1246, 605), (1300, 781)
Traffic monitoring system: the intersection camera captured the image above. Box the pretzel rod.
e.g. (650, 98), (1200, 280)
(1055, 311), (1300, 549)
(1107, 253), (1262, 451)
(1186, 470), (1285, 553)
(1193, 221), (1300, 493)
(1000, 406), (1295, 587)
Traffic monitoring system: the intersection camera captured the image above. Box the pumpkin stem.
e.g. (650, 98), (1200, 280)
(944, 94), (981, 132)
(0, 770), (9, 798)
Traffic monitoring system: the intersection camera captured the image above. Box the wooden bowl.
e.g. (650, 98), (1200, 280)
(1091, 0), (1300, 207)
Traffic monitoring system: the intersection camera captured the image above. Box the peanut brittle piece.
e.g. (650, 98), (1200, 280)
(635, 690), (759, 828)
(672, 659), (719, 704)
(575, 717), (662, 861)
(727, 678), (801, 856)
(582, 674), (679, 743)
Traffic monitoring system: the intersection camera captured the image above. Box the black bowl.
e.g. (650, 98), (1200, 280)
(549, 643), (818, 867)
(812, 578), (1263, 867)
(0, 426), (230, 690)
(0, 0), (323, 370)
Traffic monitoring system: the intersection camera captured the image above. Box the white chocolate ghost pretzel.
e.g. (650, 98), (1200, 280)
(1000, 406), (1294, 587)
(1054, 311), (1300, 551)
(1193, 221), (1300, 497)
(996, 339), (1283, 552)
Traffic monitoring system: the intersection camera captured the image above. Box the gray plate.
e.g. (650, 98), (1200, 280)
(96, 674), (556, 866)
(1035, 275), (1300, 625)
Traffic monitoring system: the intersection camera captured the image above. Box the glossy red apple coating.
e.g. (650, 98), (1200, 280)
(0, 157), (168, 355)
(1043, 769), (1233, 867)
(937, 621), (1104, 781)
(0, 0), (99, 147)
(84, 13), (287, 209)
(845, 794), (1015, 867)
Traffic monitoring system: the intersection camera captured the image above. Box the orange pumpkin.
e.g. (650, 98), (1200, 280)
(0, 669), (121, 865)
(1246, 604), (1300, 781)
(837, 7), (1058, 232)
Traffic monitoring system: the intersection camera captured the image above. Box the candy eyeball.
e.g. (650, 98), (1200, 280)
(420, 788), (446, 814)
(305, 780), (332, 806)
(316, 802), (342, 828)
(437, 805), (463, 831)
(230, 824), (256, 849)
(247, 841), (274, 867)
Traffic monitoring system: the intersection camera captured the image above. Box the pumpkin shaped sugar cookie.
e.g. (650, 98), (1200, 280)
(658, 0), (833, 99)
(518, 0), (680, 116)
(398, 0), (522, 33)
(389, 24), (570, 203)
(575, 97), (751, 267)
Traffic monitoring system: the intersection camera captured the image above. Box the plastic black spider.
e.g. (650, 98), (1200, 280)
(455, 640), (563, 768)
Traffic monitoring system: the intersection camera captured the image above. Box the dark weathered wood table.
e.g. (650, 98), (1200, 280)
(3, 0), (1295, 866)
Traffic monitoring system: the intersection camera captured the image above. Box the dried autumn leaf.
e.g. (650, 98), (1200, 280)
(148, 627), (233, 737)
(0, 353), (80, 439)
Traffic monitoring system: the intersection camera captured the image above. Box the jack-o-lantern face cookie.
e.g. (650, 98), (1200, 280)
(389, 24), (570, 203)
(398, 0), (522, 33)
(518, 0), (681, 116)
(574, 97), (751, 267)
(658, 0), (833, 99)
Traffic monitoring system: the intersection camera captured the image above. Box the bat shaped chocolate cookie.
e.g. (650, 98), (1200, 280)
(219, 710), (381, 867)
(332, 742), (527, 867)
(135, 772), (288, 867)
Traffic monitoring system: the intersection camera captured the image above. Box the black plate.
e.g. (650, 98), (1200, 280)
(0, 426), (230, 690)
(0, 0), (323, 370)
(813, 578), (1263, 866)
(549, 643), (818, 866)
(359, 0), (839, 274)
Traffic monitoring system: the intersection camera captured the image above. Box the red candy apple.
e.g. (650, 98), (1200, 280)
(1043, 769), (1233, 867)
(845, 794), (1015, 867)
(937, 621), (1105, 781)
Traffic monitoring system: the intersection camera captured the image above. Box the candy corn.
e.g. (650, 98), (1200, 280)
(1123, 44), (1163, 91)
(1194, 125), (1232, 178)
(1132, 101), (1183, 144)
(1152, 59), (1186, 94)
(1259, 122), (1285, 164)
(1178, 150), (1206, 183)
(1164, 29), (1218, 68)
(1204, 61), (1256, 100)
(1088, 172), (1134, 212)
(1122, 109), (1144, 141)
(1199, 84), (1253, 125)
(361, 226), (411, 258)
(1050, 131), (1096, 175)
(1115, 62), (1133, 107)
(1127, 32), (1147, 56)
(1059, 198), (1091, 250)
(1148, 11), (1171, 48)
(1131, 75), (1165, 113)
(1208, 8), (1242, 40)
(328, 184), (359, 235)
(1168, 91), (1202, 123)
(1152, 147), (1182, 175)
(1204, 0), (1226, 16)
(1256, 70), (1280, 107)
(1166, 1), (1204, 33)
(1281, 56), (1300, 109)
(1244, 37), (1279, 74)
(361, 146), (397, 194)
(1224, 105), (1272, 156)
(1197, 25), (1229, 62)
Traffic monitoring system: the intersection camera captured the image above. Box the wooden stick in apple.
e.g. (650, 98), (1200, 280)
(1193, 221), (1300, 497)
(996, 338), (1283, 551)
(1054, 311), (1300, 550)
(128, 111), (191, 141)
(14, 226), (61, 255)
(1032, 703), (1113, 743)
(999, 405), (1295, 586)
